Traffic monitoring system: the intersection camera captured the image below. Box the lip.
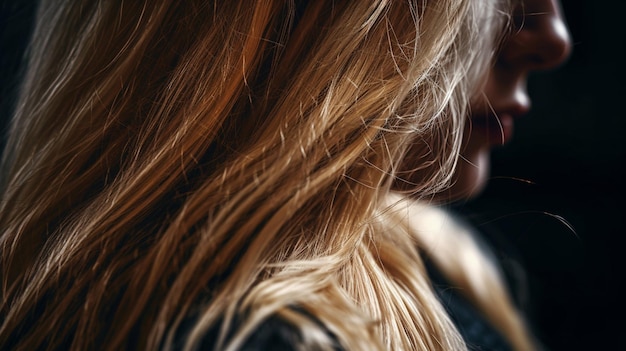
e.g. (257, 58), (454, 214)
(469, 113), (515, 146)
(468, 87), (531, 147)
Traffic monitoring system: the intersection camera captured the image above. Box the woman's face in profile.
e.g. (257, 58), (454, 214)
(444, 0), (572, 201)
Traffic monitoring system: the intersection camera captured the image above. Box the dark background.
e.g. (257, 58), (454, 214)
(457, 1), (626, 350)
(1, 1), (624, 350)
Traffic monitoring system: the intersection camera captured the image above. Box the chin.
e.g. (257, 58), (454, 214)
(437, 149), (490, 203)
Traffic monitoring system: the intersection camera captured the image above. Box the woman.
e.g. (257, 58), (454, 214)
(0, 0), (570, 350)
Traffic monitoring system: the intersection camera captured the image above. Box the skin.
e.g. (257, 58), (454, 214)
(443, 0), (572, 201)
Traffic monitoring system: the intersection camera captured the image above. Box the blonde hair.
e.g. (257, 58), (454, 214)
(0, 0), (533, 350)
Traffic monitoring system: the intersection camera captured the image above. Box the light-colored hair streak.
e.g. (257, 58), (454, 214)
(0, 0), (532, 350)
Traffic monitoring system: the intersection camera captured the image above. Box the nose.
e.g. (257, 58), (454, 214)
(499, 0), (572, 71)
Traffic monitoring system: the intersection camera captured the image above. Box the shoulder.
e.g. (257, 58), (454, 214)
(237, 315), (306, 351)
(383, 193), (480, 252)
(174, 311), (343, 351)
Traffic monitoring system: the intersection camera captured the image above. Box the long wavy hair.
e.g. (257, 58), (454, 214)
(0, 0), (533, 350)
